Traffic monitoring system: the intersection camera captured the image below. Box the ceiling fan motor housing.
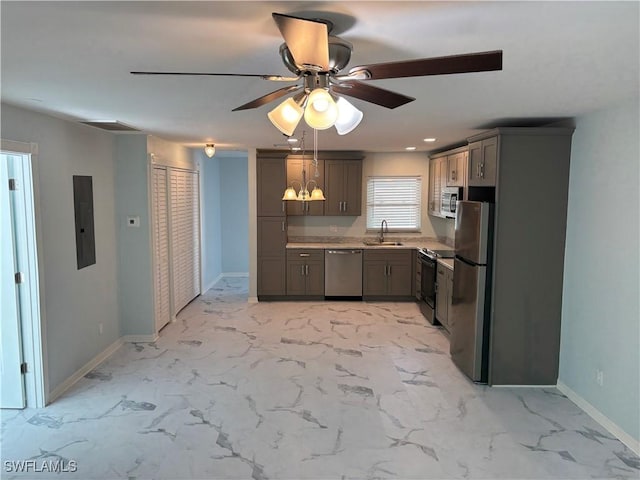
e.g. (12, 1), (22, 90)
(280, 36), (353, 75)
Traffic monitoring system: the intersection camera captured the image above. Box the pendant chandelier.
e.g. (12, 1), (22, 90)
(282, 130), (326, 202)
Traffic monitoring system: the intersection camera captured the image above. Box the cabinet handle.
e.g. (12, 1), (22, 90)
(343, 201), (347, 212)
(299, 253), (310, 257)
(305, 264), (309, 276)
(480, 162), (484, 178)
(281, 221), (285, 232)
(282, 201), (285, 213)
(388, 265), (391, 276)
(452, 170), (456, 181)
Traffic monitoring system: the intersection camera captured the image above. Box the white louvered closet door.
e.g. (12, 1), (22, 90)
(169, 168), (201, 315)
(152, 167), (171, 331)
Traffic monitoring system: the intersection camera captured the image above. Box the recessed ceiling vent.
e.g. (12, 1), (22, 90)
(80, 121), (140, 132)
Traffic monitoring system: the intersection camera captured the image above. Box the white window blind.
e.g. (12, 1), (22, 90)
(366, 176), (422, 231)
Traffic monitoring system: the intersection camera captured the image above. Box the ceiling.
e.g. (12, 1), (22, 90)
(1, 1), (638, 154)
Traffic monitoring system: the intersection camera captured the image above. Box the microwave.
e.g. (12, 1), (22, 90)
(441, 187), (461, 218)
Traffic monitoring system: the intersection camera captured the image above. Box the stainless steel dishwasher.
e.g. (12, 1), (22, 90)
(325, 249), (363, 297)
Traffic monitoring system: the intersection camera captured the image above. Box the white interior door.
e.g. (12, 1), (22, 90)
(0, 154), (26, 408)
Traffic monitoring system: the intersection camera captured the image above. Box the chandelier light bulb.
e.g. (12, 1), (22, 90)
(304, 88), (338, 130)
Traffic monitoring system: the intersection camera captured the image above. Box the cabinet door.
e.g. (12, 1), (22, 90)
(447, 152), (466, 187)
(446, 268), (454, 331)
(258, 257), (286, 296)
(428, 157), (448, 217)
(257, 155), (286, 216)
(435, 265), (448, 326)
(480, 137), (497, 186)
(387, 260), (412, 296)
(324, 160), (344, 215)
(257, 217), (287, 257)
(342, 160), (362, 216)
(286, 259), (307, 295)
(363, 260), (388, 296)
(468, 141), (483, 185)
(305, 259), (325, 296)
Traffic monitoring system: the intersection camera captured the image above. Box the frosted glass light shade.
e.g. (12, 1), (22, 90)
(268, 98), (304, 136)
(204, 144), (216, 157)
(304, 88), (338, 130)
(310, 187), (326, 201)
(282, 186), (297, 200)
(334, 97), (363, 135)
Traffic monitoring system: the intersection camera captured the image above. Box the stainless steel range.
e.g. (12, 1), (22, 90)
(417, 247), (454, 324)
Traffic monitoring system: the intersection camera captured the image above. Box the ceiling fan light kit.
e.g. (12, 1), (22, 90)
(304, 88), (338, 130)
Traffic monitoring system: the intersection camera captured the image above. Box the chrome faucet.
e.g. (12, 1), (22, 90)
(379, 219), (388, 243)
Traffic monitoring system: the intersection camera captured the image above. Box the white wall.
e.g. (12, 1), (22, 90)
(287, 151), (454, 241)
(559, 101), (639, 447)
(1, 103), (120, 393)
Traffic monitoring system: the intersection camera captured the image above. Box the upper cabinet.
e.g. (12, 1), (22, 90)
(324, 159), (362, 216)
(447, 151), (467, 187)
(428, 146), (467, 218)
(468, 137), (497, 187)
(285, 155), (324, 216)
(257, 150), (287, 217)
(428, 155), (445, 216)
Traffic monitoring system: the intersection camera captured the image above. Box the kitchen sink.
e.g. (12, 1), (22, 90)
(363, 240), (404, 246)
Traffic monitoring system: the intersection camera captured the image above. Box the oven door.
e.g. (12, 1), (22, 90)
(419, 252), (437, 323)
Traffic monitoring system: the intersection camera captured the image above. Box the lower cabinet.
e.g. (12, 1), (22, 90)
(435, 262), (453, 331)
(257, 217), (287, 298)
(286, 249), (324, 298)
(363, 249), (413, 299)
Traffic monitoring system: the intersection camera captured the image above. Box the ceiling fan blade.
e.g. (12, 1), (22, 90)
(331, 81), (414, 109)
(272, 12), (329, 71)
(232, 85), (301, 111)
(130, 71), (299, 81)
(348, 50), (503, 80)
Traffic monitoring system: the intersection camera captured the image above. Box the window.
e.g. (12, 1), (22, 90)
(366, 176), (422, 231)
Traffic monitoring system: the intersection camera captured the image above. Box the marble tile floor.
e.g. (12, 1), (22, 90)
(1, 277), (638, 480)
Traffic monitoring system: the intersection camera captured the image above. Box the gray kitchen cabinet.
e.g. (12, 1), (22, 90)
(257, 151), (287, 216)
(428, 156), (444, 216)
(447, 151), (467, 187)
(464, 127), (574, 386)
(285, 156), (324, 216)
(363, 249), (413, 299)
(257, 150), (287, 299)
(257, 216), (287, 297)
(468, 136), (497, 186)
(324, 159), (362, 216)
(286, 249), (324, 297)
(435, 262), (453, 331)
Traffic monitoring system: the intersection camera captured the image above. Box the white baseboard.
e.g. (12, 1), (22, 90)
(47, 337), (124, 405)
(248, 296), (258, 304)
(122, 334), (159, 343)
(223, 272), (249, 278)
(492, 384), (557, 388)
(557, 380), (639, 455)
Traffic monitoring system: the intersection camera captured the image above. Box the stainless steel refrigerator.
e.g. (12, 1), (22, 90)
(450, 201), (494, 383)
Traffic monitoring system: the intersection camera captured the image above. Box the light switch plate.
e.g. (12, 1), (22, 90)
(127, 215), (140, 227)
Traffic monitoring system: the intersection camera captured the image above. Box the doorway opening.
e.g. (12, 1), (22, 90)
(1, 141), (46, 409)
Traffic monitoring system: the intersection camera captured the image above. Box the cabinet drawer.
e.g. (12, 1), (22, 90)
(363, 249), (412, 262)
(286, 249), (324, 262)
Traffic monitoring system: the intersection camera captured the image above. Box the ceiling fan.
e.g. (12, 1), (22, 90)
(131, 12), (503, 135)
